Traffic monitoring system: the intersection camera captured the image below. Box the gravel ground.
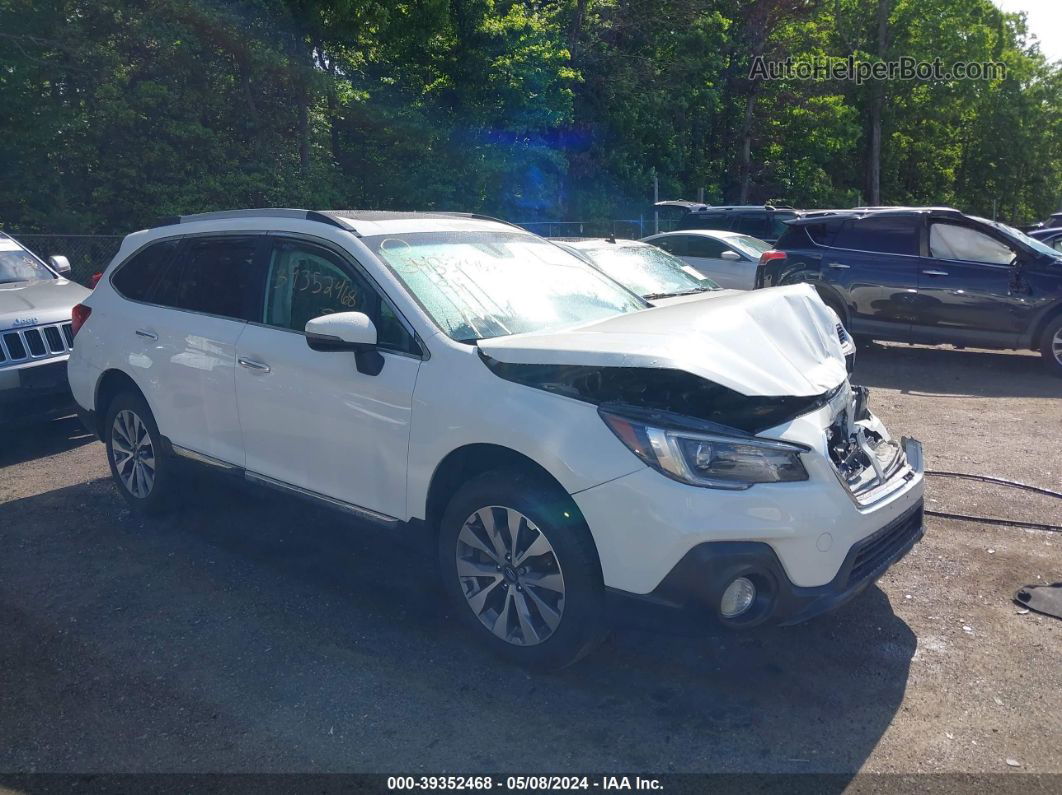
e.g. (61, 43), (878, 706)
(0, 342), (1059, 778)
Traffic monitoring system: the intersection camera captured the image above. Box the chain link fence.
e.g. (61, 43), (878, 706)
(15, 234), (123, 287)
(13, 219), (681, 288)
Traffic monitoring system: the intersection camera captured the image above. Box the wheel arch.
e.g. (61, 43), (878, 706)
(93, 369), (150, 436)
(1029, 301), (1062, 350)
(424, 443), (588, 539)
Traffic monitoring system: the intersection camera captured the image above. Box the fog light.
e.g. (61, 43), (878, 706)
(720, 577), (756, 618)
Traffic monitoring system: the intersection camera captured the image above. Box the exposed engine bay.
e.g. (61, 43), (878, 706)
(827, 385), (910, 504)
(480, 356), (844, 434)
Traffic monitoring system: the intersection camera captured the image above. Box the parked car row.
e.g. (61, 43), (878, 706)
(61, 209), (924, 668)
(657, 201), (1062, 375)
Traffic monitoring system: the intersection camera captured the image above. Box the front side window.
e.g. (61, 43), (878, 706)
(0, 239), (55, 285)
(111, 239), (181, 301)
(929, 223), (1015, 265)
(263, 240), (416, 353)
(366, 231), (646, 342)
(684, 236), (728, 259)
(170, 237), (261, 320)
(832, 216), (919, 256)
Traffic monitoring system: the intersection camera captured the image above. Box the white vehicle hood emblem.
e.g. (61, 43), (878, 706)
(478, 284), (846, 397)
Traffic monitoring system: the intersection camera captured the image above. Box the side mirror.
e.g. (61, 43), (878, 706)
(305, 311), (377, 350)
(720, 250), (742, 261)
(48, 255), (72, 275)
(305, 312), (384, 375)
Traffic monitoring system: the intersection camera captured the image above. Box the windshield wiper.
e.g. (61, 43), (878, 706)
(644, 288), (710, 300)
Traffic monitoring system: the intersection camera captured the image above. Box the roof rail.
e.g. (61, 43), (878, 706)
(152, 208), (346, 229)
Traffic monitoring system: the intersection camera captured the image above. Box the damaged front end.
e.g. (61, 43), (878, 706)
(826, 385), (922, 505)
(479, 358), (843, 435)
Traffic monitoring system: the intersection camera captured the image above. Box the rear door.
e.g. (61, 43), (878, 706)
(916, 220), (1025, 346)
(816, 215), (922, 339)
(131, 235), (265, 465)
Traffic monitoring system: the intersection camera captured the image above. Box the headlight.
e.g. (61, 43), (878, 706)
(600, 408), (809, 489)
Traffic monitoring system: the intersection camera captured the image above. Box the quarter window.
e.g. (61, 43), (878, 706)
(929, 223), (1015, 265)
(111, 239), (181, 301)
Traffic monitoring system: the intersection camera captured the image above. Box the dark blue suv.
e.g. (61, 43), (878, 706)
(756, 208), (1062, 375)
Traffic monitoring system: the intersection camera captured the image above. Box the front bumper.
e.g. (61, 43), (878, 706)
(0, 359), (74, 426)
(606, 498), (924, 631)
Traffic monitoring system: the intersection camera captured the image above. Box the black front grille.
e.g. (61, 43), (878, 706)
(44, 325), (65, 353)
(3, 332), (26, 359)
(848, 502), (923, 585)
(62, 323), (74, 347)
(24, 328), (45, 356)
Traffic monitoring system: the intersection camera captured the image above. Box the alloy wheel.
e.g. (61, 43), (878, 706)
(1053, 327), (1062, 365)
(455, 505), (566, 646)
(111, 409), (155, 498)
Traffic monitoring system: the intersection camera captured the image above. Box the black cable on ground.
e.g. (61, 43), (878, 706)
(922, 470), (1062, 533)
(924, 470), (1062, 500)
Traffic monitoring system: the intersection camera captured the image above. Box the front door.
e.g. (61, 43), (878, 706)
(234, 237), (422, 520)
(916, 221), (1027, 346)
(681, 236), (755, 289)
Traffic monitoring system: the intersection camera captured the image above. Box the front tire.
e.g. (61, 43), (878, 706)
(104, 391), (174, 513)
(438, 469), (606, 669)
(1039, 315), (1062, 378)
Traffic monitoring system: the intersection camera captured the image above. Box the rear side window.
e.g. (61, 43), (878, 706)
(111, 239), (181, 301)
(170, 237), (262, 320)
(678, 213), (730, 232)
(831, 216), (920, 255)
(730, 214), (771, 238)
(652, 236), (689, 256)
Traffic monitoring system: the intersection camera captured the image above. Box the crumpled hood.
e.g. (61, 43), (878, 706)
(478, 284), (846, 397)
(0, 279), (90, 330)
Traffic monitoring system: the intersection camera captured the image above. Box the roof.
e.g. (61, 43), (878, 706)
(653, 201), (797, 213)
(645, 228), (744, 239)
(549, 237), (645, 248)
(151, 208), (522, 237)
(787, 207), (968, 226)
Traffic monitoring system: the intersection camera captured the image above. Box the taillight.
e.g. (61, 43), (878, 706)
(71, 304), (92, 337)
(758, 250), (787, 265)
(90, 272), (103, 288)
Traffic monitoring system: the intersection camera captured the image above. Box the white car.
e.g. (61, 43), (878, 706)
(0, 232), (89, 426)
(553, 237), (857, 370)
(68, 210), (924, 668)
(641, 229), (772, 289)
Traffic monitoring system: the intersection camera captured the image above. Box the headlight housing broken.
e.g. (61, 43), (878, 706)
(600, 408), (809, 490)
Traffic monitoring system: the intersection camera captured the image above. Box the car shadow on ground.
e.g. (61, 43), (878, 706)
(852, 342), (1059, 398)
(0, 473), (915, 779)
(0, 414), (94, 467)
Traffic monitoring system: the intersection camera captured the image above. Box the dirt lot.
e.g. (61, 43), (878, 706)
(0, 342), (1059, 779)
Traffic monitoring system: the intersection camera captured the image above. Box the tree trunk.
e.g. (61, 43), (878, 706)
(738, 91), (759, 204)
(866, 0), (889, 205)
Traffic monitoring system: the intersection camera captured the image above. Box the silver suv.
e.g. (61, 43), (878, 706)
(0, 232), (90, 425)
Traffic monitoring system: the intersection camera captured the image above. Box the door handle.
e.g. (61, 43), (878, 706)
(135, 329), (158, 341)
(827, 262), (851, 270)
(922, 269), (949, 277)
(238, 357), (271, 373)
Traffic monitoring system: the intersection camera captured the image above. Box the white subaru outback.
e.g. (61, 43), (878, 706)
(68, 209), (925, 668)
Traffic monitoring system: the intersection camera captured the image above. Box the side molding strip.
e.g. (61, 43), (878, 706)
(244, 471), (400, 528)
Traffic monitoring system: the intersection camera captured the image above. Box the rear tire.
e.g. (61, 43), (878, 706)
(1039, 316), (1062, 378)
(437, 469), (607, 669)
(103, 390), (174, 514)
